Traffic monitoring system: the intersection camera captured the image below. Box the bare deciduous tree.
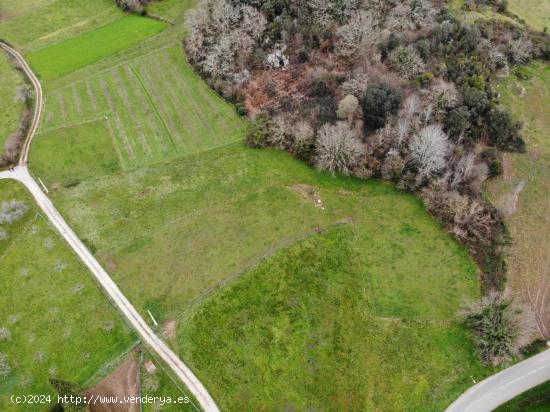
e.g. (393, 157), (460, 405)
(409, 124), (449, 177)
(335, 10), (378, 58)
(241, 5), (267, 40)
(450, 153), (476, 189)
(314, 122), (364, 175)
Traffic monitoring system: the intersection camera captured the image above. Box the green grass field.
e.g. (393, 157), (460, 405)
(0, 0), (123, 53)
(0, 180), (137, 411)
(487, 62), (550, 332)
(34, 45), (245, 172)
(179, 226), (488, 411)
(46, 146), (480, 326)
(27, 15), (166, 80)
(508, 0), (550, 31)
(0, 51), (27, 149)
(0, 0), (498, 409)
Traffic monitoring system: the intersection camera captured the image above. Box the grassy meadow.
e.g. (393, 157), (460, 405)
(179, 226), (488, 411)
(0, 0), (499, 409)
(0, 180), (137, 411)
(0, 51), (27, 149)
(27, 15), (167, 80)
(508, 0), (550, 31)
(486, 62), (550, 339)
(0, 0), (123, 53)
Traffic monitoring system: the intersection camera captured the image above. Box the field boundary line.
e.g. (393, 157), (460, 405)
(131, 66), (176, 148)
(174, 223), (353, 322)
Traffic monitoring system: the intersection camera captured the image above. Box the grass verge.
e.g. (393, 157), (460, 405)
(0, 51), (26, 150)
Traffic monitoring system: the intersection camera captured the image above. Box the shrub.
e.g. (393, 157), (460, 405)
(489, 159), (503, 177)
(114, 0), (150, 13)
(381, 149), (405, 181)
(236, 104), (248, 116)
(336, 94), (359, 122)
(309, 80), (331, 98)
(246, 112), (272, 148)
(291, 120), (315, 161)
(0, 328), (10, 341)
(445, 106), (471, 139)
(49, 378), (85, 412)
(461, 292), (535, 365)
(314, 122), (364, 175)
(508, 37), (533, 65)
(468, 74), (486, 90)
(0, 200), (28, 225)
(488, 109), (525, 152)
(0, 352), (10, 379)
(463, 87), (490, 115)
(388, 46), (426, 79)
(362, 83), (403, 131)
(513, 66), (532, 80)
(297, 48), (310, 62)
(416, 71), (434, 86)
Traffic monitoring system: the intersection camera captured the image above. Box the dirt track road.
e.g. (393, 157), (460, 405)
(0, 40), (219, 412)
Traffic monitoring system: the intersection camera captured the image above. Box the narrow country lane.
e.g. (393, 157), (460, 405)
(0, 40), (220, 412)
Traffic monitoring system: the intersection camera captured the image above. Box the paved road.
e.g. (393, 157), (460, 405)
(446, 348), (550, 411)
(0, 41), (220, 412)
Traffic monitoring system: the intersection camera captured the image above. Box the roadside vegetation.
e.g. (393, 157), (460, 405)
(0, 50), (32, 169)
(0, 51), (26, 149)
(0, 180), (137, 411)
(497, 380), (550, 411)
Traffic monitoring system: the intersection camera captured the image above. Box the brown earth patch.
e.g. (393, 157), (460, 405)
(290, 184), (324, 209)
(336, 216), (354, 225)
(84, 356), (140, 412)
(336, 188), (356, 196)
(502, 180), (526, 217)
(105, 257), (117, 272)
(502, 155), (514, 181)
(161, 319), (176, 341)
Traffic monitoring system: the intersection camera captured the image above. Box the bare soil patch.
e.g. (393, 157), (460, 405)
(84, 356), (140, 412)
(290, 184), (324, 209)
(161, 319), (176, 341)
